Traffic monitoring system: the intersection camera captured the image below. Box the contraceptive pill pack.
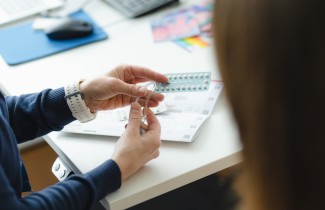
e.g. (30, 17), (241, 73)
(154, 72), (211, 93)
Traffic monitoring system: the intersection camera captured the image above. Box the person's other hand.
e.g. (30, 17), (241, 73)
(79, 64), (168, 113)
(111, 102), (161, 181)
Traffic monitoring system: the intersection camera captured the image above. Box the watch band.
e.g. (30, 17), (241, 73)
(64, 80), (96, 123)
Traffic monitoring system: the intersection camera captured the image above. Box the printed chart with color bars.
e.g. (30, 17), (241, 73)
(174, 35), (210, 53)
(150, 0), (214, 53)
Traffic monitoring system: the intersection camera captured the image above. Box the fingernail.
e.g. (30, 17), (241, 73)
(131, 102), (141, 110)
(140, 123), (149, 131)
(139, 86), (147, 95)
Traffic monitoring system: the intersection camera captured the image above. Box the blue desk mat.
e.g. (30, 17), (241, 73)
(0, 10), (108, 65)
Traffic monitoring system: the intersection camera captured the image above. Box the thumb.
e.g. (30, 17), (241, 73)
(114, 79), (148, 98)
(125, 103), (143, 134)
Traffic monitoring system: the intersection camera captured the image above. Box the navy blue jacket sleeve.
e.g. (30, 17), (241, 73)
(5, 88), (75, 143)
(0, 159), (121, 210)
(0, 88), (122, 209)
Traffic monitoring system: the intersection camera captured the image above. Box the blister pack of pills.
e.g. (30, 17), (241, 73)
(154, 72), (211, 93)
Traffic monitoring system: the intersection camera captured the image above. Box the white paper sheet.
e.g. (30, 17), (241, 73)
(62, 80), (223, 142)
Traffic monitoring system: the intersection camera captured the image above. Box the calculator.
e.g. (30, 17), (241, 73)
(102, 0), (179, 18)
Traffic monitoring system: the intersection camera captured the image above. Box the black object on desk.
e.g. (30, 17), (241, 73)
(44, 18), (94, 40)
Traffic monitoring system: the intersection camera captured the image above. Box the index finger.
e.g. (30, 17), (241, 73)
(129, 65), (169, 84)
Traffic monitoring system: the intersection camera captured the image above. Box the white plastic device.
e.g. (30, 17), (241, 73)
(52, 157), (73, 181)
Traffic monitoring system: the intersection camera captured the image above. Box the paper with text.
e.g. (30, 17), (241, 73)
(63, 80), (223, 142)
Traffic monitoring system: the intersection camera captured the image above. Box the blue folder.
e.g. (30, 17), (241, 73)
(0, 10), (108, 65)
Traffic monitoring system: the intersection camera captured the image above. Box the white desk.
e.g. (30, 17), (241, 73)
(0, 0), (242, 209)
